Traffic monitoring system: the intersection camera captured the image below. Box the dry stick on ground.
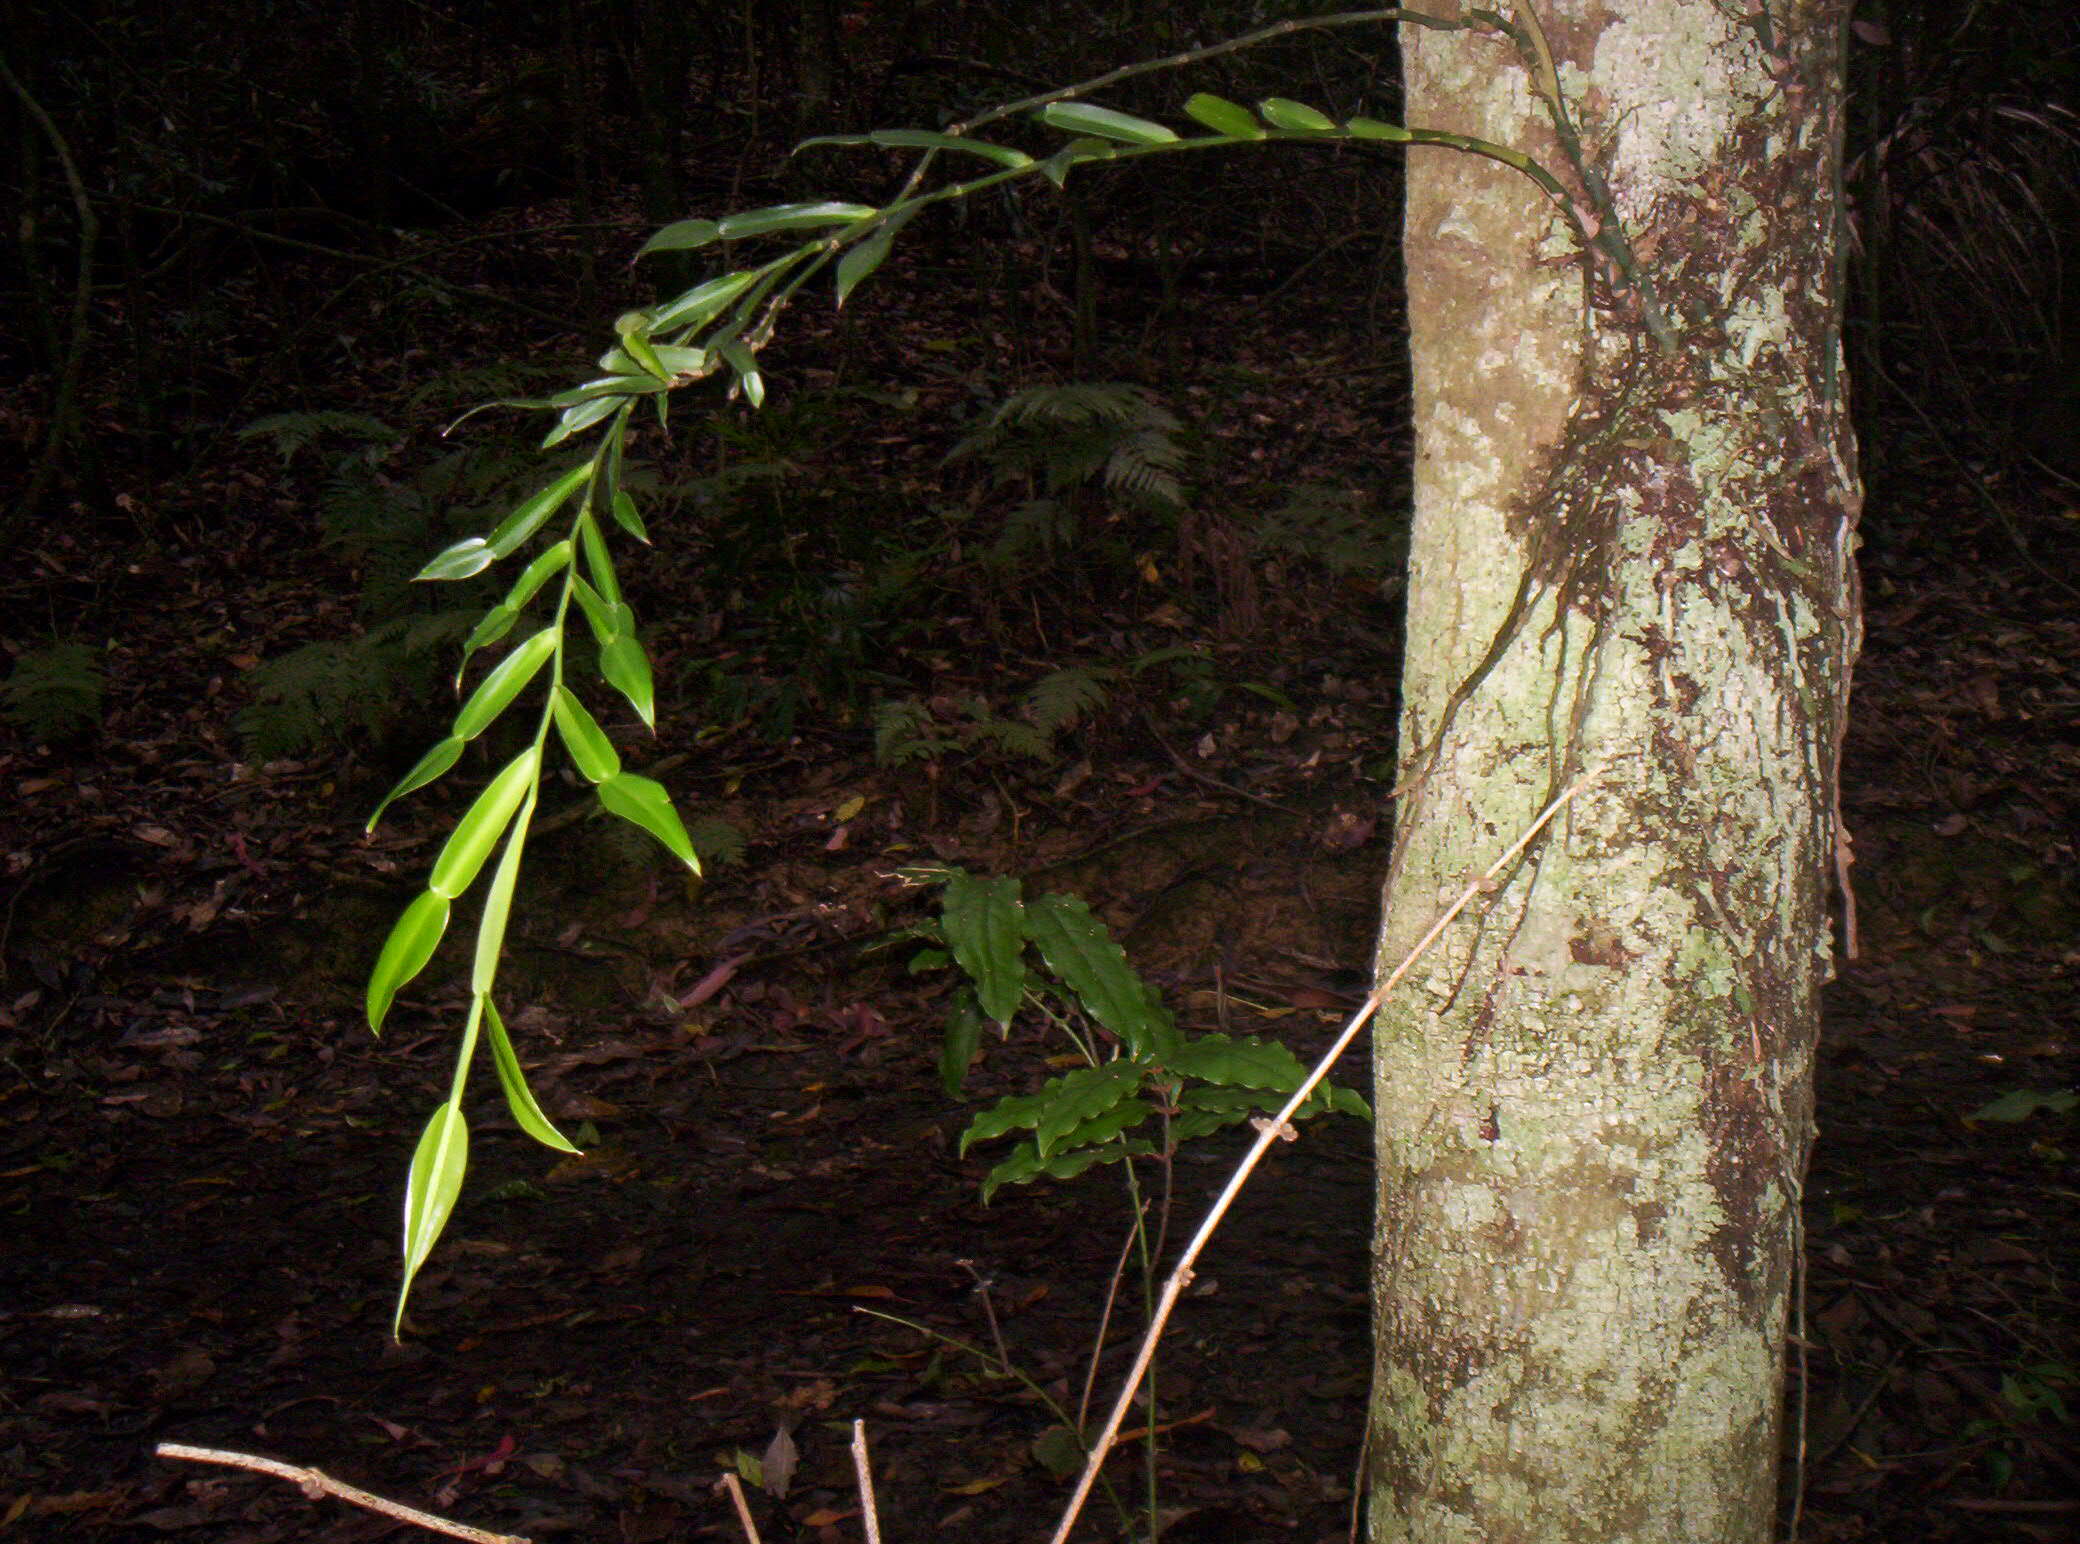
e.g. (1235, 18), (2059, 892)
(153, 1443), (530, 1544)
(1046, 768), (1602, 1544)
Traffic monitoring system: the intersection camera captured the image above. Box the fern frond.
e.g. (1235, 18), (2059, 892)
(238, 410), (398, 464)
(1025, 666), (1116, 736)
(0, 642), (105, 740)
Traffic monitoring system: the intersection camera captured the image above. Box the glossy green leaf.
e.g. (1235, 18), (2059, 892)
(568, 575), (620, 644)
(367, 736), (465, 831)
(366, 889), (450, 1031)
(1022, 892), (1177, 1059)
(397, 1098), (470, 1333)
(1039, 101), (1179, 145)
(1182, 93), (1262, 138)
(597, 342), (709, 377)
(717, 201), (877, 239)
(866, 129), (1032, 167)
(719, 341), (765, 408)
(613, 313), (671, 382)
(427, 747), (539, 899)
(979, 1135), (1154, 1203)
(483, 997), (581, 1153)
(941, 870), (1026, 1026)
(452, 627), (557, 742)
(460, 603), (519, 662)
(576, 513), (623, 607)
(502, 540), (574, 612)
(542, 394), (622, 449)
(486, 463), (592, 559)
(1161, 1032), (1308, 1093)
(546, 374), (668, 407)
(639, 218), (722, 254)
(940, 988), (987, 1098)
(961, 1061), (1141, 1156)
(1258, 97), (1336, 133)
(600, 633), (654, 726)
(415, 536), (495, 583)
(596, 771), (698, 870)
(610, 490), (649, 543)
(1347, 116), (1413, 142)
(836, 230), (894, 308)
(650, 270), (761, 332)
(472, 794), (534, 994)
(551, 686), (620, 783)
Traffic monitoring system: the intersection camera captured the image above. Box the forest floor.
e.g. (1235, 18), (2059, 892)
(2, 214), (2078, 1544)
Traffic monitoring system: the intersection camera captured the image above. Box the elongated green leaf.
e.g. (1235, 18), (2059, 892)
(367, 889), (450, 1031)
(487, 463), (592, 559)
(502, 540), (574, 612)
(1347, 116), (1413, 142)
(836, 230), (894, 308)
(472, 795), (534, 994)
(551, 686), (620, 782)
(610, 491), (649, 543)
(599, 633), (655, 726)
(483, 998), (581, 1152)
(576, 513), (623, 607)
(1022, 892), (1176, 1059)
(639, 218), (722, 254)
(858, 129), (1032, 167)
(597, 342), (708, 376)
(1040, 101), (1179, 145)
(1182, 93), (1262, 138)
(596, 771), (697, 869)
(613, 313), (671, 382)
(650, 270), (761, 331)
(719, 340), (765, 408)
(717, 201), (877, 238)
(397, 1098), (470, 1333)
(961, 1062), (1141, 1156)
(979, 1133), (1156, 1203)
(542, 394), (622, 449)
(1258, 97), (1336, 133)
(456, 605), (520, 683)
(546, 374), (668, 407)
(941, 988), (987, 1098)
(941, 870), (1026, 1026)
(427, 747), (539, 899)
(415, 537), (495, 583)
(368, 735), (465, 831)
(452, 627), (557, 742)
(568, 575), (621, 644)
(1161, 1032), (1308, 1092)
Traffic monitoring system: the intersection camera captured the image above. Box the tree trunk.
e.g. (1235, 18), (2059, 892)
(1368, 6), (1861, 1542)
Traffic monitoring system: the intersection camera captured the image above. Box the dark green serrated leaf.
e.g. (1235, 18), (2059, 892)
(367, 889), (450, 1031)
(452, 627), (557, 742)
(941, 870), (1026, 1025)
(551, 686), (619, 783)
(484, 997), (581, 1152)
(1161, 1032), (1308, 1092)
(597, 771), (698, 869)
(941, 989), (987, 1098)
(1021, 892), (1176, 1059)
(1040, 101), (1179, 145)
(427, 747), (539, 899)
(1182, 93), (1262, 138)
(979, 1133), (1155, 1202)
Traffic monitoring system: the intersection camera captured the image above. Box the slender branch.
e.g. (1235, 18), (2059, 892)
(154, 1443), (530, 1544)
(1045, 769), (1602, 1544)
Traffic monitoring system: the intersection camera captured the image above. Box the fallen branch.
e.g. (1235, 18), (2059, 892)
(154, 1443), (529, 1544)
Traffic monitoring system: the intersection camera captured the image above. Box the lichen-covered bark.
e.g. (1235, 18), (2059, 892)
(1369, 5), (1860, 1542)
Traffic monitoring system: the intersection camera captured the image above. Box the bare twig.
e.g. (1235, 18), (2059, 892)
(718, 1471), (764, 1544)
(850, 1421), (882, 1544)
(1046, 769), (1601, 1544)
(154, 1443), (529, 1544)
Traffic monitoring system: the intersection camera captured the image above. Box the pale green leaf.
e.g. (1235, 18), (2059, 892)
(397, 1099), (470, 1333)
(483, 997), (581, 1152)
(366, 890), (450, 1031)
(542, 394), (621, 449)
(639, 218), (722, 254)
(1039, 101), (1179, 145)
(1181, 93), (1262, 138)
(472, 794), (534, 994)
(1258, 97), (1336, 133)
(865, 129), (1032, 167)
(597, 771), (699, 870)
(1347, 116), (1413, 142)
(415, 537), (495, 583)
(452, 626), (557, 742)
(836, 230), (893, 308)
(597, 342), (708, 376)
(650, 270), (761, 331)
(368, 736), (465, 831)
(577, 512), (623, 607)
(610, 491), (649, 543)
(551, 686), (620, 783)
(717, 201), (877, 238)
(546, 374), (667, 407)
(568, 575), (621, 644)
(599, 633), (655, 726)
(427, 747), (539, 899)
(501, 540), (574, 613)
(613, 314), (672, 382)
(941, 870), (1026, 1026)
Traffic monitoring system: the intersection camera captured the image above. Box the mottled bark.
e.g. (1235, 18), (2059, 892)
(1368, 4), (1860, 1542)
